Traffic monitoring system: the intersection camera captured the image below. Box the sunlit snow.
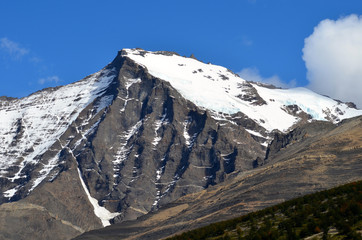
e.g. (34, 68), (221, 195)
(77, 167), (119, 227)
(125, 49), (362, 132)
(113, 120), (143, 179)
(0, 67), (117, 198)
(152, 112), (168, 148)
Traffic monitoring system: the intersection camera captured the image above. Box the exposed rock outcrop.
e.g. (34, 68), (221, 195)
(74, 115), (362, 240)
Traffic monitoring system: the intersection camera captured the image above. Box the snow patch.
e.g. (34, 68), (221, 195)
(152, 112), (168, 148)
(119, 78), (141, 113)
(113, 120), (143, 176)
(65, 146), (120, 227)
(183, 118), (197, 149)
(153, 171), (180, 207)
(77, 167), (119, 227)
(245, 129), (265, 138)
(3, 186), (20, 199)
(183, 120), (191, 146)
(29, 152), (60, 192)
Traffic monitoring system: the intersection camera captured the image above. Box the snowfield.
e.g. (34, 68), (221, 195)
(125, 49), (362, 132)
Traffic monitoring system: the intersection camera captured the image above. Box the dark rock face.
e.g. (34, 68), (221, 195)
(74, 115), (362, 240)
(236, 82), (267, 106)
(0, 51), (265, 239)
(265, 120), (336, 162)
(345, 102), (357, 109)
(71, 55), (265, 223)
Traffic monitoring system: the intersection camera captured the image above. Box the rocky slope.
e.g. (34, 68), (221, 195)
(0, 49), (361, 240)
(74, 115), (362, 240)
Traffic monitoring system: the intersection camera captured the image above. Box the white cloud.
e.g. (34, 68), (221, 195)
(302, 14), (362, 108)
(38, 76), (60, 85)
(0, 37), (29, 60)
(237, 67), (296, 89)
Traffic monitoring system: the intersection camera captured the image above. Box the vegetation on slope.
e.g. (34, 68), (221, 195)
(167, 181), (362, 240)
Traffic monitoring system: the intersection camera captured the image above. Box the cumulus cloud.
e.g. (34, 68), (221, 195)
(302, 14), (362, 108)
(237, 67), (296, 89)
(38, 76), (60, 85)
(0, 37), (29, 60)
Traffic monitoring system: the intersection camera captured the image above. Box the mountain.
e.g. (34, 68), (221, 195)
(0, 48), (361, 240)
(74, 115), (362, 240)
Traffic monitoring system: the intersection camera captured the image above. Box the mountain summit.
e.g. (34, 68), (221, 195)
(0, 49), (361, 240)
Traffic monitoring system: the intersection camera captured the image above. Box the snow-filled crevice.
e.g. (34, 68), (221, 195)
(155, 140), (194, 207)
(151, 130), (177, 209)
(183, 111), (206, 150)
(183, 118), (198, 149)
(245, 129), (265, 138)
(67, 148), (120, 227)
(28, 152), (61, 193)
(76, 167), (120, 227)
(152, 170), (180, 208)
(113, 120), (143, 179)
(152, 113), (206, 206)
(118, 78), (141, 113)
(3, 186), (21, 199)
(152, 155), (166, 207)
(74, 118), (103, 151)
(152, 111), (168, 149)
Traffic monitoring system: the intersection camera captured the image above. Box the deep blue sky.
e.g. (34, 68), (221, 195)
(1, 0), (361, 100)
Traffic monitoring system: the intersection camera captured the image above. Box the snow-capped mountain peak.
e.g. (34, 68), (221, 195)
(123, 48), (362, 132)
(1, 48), (361, 239)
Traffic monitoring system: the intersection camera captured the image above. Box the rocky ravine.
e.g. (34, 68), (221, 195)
(0, 49), (361, 240)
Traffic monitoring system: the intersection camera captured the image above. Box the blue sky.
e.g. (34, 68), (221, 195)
(1, 1), (362, 107)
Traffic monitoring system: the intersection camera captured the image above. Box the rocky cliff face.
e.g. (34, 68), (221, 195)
(0, 49), (361, 240)
(74, 115), (362, 240)
(70, 53), (265, 224)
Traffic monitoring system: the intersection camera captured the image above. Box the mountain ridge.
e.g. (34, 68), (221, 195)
(0, 48), (361, 240)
